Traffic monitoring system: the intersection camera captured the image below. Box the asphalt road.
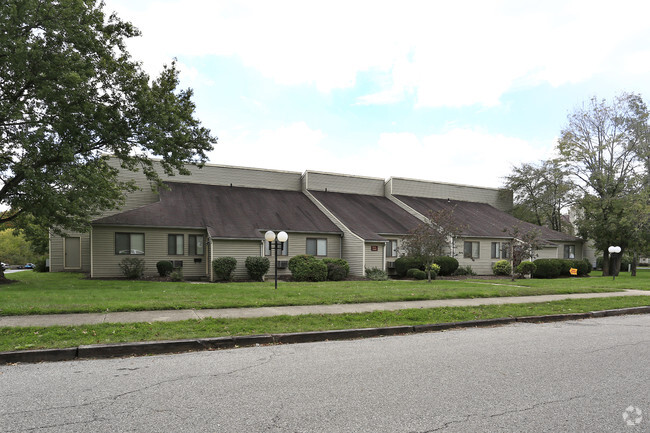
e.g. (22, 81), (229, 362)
(2, 315), (650, 432)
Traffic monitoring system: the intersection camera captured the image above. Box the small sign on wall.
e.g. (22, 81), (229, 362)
(371, 245), (378, 251)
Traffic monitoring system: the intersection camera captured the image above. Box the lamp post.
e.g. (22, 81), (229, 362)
(265, 230), (288, 290)
(608, 246), (621, 281)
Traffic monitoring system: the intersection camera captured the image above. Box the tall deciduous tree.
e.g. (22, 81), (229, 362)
(557, 94), (647, 276)
(401, 208), (464, 282)
(0, 0), (217, 280)
(503, 159), (575, 233)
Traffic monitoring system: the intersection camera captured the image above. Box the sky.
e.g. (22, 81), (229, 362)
(105, 0), (650, 188)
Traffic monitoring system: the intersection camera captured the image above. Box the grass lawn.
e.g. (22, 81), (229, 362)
(1, 270), (648, 316)
(2, 295), (650, 352)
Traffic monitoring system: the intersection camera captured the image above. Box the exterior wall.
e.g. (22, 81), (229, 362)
(49, 231), (91, 273)
(454, 237), (513, 275)
(91, 226), (209, 278)
(265, 233), (342, 278)
(304, 171), (385, 196)
(582, 240), (598, 268)
(387, 177), (512, 212)
(212, 239), (262, 280)
(536, 247), (560, 260)
(364, 243), (385, 272)
(302, 188), (366, 276)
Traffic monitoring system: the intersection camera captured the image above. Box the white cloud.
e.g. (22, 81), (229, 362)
(105, 0), (650, 107)
(209, 123), (550, 188)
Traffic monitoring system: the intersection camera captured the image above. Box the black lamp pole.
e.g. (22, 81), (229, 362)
(265, 231), (288, 290)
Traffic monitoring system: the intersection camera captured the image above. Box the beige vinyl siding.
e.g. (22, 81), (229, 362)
(49, 231), (90, 273)
(304, 171), (385, 196)
(455, 238), (497, 275)
(266, 233), (342, 277)
(212, 239), (261, 280)
(364, 243), (385, 272)
(302, 188), (366, 276)
(92, 226), (208, 278)
(342, 236), (365, 277)
(536, 246), (560, 260)
(388, 177), (512, 212)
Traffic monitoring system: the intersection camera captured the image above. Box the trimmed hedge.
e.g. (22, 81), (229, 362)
(245, 256), (270, 281)
(322, 258), (350, 280)
(288, 255), (328, 282)
(492, 260), (512, 276)
(365, 267), (388, 281)
(516, 261), (536, 277)
(394, 256), (424, 278)
(212, 257), (237, 281)
(156, 260), (173, 277)
(433, 256), (459, 276)
(532, 258), (593, 278)
(412, 269), (427, 280)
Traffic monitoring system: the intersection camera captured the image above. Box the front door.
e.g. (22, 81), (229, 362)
(64, 237), (81, 269)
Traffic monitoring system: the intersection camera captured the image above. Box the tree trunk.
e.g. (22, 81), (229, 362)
(602, 251), (610, 277)
(632, 251), (638, 277)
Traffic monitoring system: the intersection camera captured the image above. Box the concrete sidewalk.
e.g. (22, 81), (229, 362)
(1, 289), (649, 328)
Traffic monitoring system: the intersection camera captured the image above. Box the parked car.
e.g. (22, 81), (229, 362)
(24, 263), (35, 269)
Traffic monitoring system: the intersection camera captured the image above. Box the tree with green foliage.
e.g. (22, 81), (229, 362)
(557, 93), (648, 276)
(0, 0), (217, 281)
(401, 208), (464, 282)
(503, 159), (575, 233)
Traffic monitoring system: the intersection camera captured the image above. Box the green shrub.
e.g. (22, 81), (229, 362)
(156, 260), (173, 277)
(430, 263), (441, 276)
(170, 268), (184, 282)
(33, 259), (49, 273)
(212, 257), (237, 281)
(571, 259), (590, 277)
(288, 255), (327, 282)
(326, 263), (348, 281)
(412, 269), (427, 280)
(245, 256), (270, 281)
(582, 258), (593, 275)
(434, 256), (459, 276)
(558, 259), (573, 276)
(394, 256), (424, 277)
(119, 257), (145, 279)
(365, 267), (388, 281)
(322, 258), (350, 279)
(406, 268), (420, 278)
(492, 260), (512, 276)
(515, 261), (536, 277)
(532, 259), (562, 278)
(452, 265), (476, 276)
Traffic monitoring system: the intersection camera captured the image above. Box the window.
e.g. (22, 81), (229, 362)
(115, 233), (145, 255)
(491, 242), (510, 259)
(189, 235), (204, 256)
(564, 245), (576, 259)
(168, 234), (184, 255)
(264, 239), (288, 256)
(464, 241), (480, 259)
(306, 238), (327, 256)
(386, 240), (398, 258)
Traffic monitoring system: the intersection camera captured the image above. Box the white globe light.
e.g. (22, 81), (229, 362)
(608, 246), (621, 254)
(277, 231), (288, 242)
(264, 230), (276, 242)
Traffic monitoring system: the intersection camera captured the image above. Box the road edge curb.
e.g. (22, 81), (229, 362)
(2, 306), (650, 364)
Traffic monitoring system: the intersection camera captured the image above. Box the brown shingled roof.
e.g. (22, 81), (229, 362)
(93, 182), (342, 239)
(394, 195), (581, 243)
(310, 191), (422, 241)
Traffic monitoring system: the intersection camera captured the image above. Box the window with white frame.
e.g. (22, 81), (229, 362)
(464, 241), (480, 259)
(115, 233), (145, 255)
(168, 234), (184, 255)
(264, 239), (288, 256)
(306, 238), (327, 256)
(386, 240), (398, 257)
(564, 245), (576, 259)
(189, 235), (204, 255)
